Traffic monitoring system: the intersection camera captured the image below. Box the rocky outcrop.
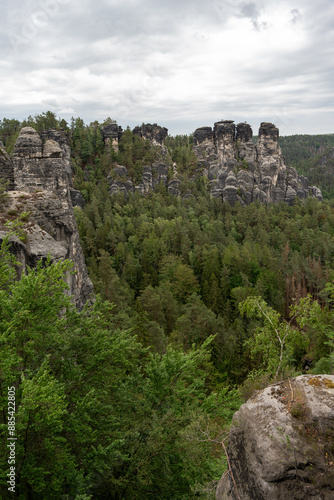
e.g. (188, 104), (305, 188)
(133, 123), (168, 146)
(107, 119), (323, 205)
(102, 123), (123, 152)
(13, 127), (72, 192)
(193, 121), (323, 205)
(1, 128), (93, 308)
(108, 161), (179, 196)
(107, 123), (177, 196)
(217, 375), (334, 500)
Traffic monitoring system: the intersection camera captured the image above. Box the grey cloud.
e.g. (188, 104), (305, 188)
(240, 2), (260, 19)
(290, 8), (302, 24)
(238, 2), (267, 30)
(1, 0), (334, 136)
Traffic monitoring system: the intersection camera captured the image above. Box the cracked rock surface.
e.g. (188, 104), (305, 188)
(217, 375), (334, 500)
(0, 127), (93, 308)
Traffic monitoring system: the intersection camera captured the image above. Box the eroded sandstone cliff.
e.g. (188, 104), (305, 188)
(193, 120), (323, 205)
(106, 123), (180, 196)
(104, 120), (323, 205)
(0, 127), (92, 308)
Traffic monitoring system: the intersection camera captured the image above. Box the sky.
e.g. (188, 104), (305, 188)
(1, 0), (334, 137)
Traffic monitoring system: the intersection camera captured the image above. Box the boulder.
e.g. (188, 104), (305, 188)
(70, 189), (86, 208)
(102, 123), (123, 152)
(217, 375), (334, 500)
(3, 129), (93, 308)
(152, 161), (169, 187)
(168, 178), (181, 196)
(223, 185), (238, 205)
(43, 139), (62, 158)
(285, 185), (298, 205)
(309, 186), (323, 201)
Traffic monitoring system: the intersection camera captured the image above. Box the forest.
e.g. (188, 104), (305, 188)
(1, 111), (334, 498)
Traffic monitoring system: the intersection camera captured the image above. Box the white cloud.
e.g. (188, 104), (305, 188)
(0, 0), (333, 136)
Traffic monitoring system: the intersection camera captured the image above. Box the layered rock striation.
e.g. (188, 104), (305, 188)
(1, 127), (92, 308)
(217, 375), (334, 500)
(106, 120), (323, 205)
(193, 121), (323, 205)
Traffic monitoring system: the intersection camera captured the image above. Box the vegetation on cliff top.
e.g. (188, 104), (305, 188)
(1, 112), (334, 497)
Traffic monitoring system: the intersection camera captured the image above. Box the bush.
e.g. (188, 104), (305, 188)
(312, 357), (333, 375)
(0, 177), (8, 206)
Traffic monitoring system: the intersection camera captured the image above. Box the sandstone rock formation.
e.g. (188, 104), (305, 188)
(107, 123), (180, 196)
(133, 123), (168, 146)
(106, 120), (323, 205)
(108, 161), (180, 196)
(193, 121), (323, 206)
(102, 123), (123, 152)
(0, 127), (93, 308)
(217, 375), (334, 500)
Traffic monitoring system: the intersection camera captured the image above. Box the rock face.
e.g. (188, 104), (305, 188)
(133, 123), (168, 146)
(193, 121), (323, 206)
(217, 375), (334, 500)
(1, 127), (93, 308)
(107, 123), (179, 196)
(108, 161), (179, 196)
(0, 140), (14, 190)
(13, 127), (72, 192)
(102, 123), (123, 152)
(107, 120), (323, 206)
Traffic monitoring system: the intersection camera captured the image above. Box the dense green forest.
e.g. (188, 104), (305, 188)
(1, 112), (334, 498)
(279, 133), (334, 199)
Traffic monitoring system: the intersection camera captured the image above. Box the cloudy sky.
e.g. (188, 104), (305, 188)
(1, 0), (334, 136)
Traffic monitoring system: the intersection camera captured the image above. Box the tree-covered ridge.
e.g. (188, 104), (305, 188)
(0, 222), (242, 498)
(279, 133), (334, 199)
(2, 112), (334, 497)
(75, 181), (334, 383)
(279, 133), (334, 164)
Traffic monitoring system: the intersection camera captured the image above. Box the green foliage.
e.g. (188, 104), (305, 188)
(0, 227), (238, 498)
(279, 134), (334, 164)
(166, 134), (197, 173)
(239, 296), (308, 378)
(312, 357), (332, 375)
(0, 176), (9, 206)
(116, 128), (158, 184)
(73, 179), (334, 384)
(291, 287), (334, 374)
(0, 118), (21, 154)
(279, 134), (334, 199)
